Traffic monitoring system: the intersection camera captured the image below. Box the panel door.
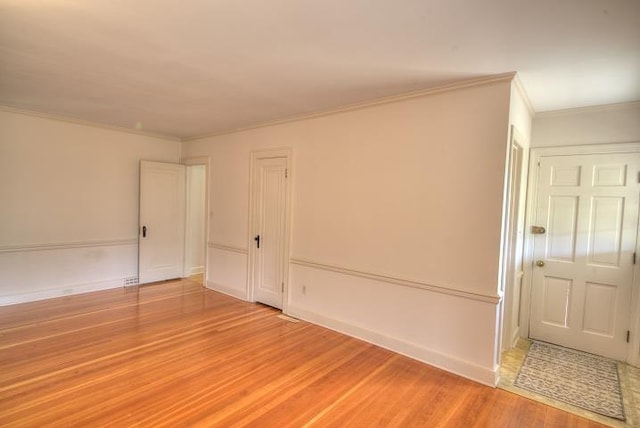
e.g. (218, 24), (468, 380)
(139, 161), (186, 284)
(251, 157), (288, 309)
(530, 153), (640, 360)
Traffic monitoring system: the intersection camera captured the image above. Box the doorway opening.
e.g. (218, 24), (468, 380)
(138, 158), (210, 287)
(182, 157), (210, 288)
(185, 164), (207, 286)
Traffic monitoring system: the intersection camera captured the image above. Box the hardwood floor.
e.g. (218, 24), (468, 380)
(0, 278), (606, 427)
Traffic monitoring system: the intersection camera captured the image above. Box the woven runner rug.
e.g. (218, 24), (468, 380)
(514, 341), (625, 421)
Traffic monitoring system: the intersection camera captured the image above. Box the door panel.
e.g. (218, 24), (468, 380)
(139, 161), (186, 284)
(530, 153), (640, 360)
(541, 276), (572, 327)
(251, 156), (288, 309)
(546, 196), (578, 262)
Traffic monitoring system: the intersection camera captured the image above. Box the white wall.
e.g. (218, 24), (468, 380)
(182, 77), (514, 385)
(185, 165), (206, 276)
(0, 109), (181, 303)
(532, 102), (640, 147)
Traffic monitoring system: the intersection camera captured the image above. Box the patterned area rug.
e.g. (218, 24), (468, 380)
(514, 341), (625, 421)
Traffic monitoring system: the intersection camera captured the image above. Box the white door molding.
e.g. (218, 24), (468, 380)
(500, 126), (528, 352)
(247, 148), (293, 312)
(139, 160), (186, 284)
(521, 142), (640, 365)
(181, 156), (211, 284)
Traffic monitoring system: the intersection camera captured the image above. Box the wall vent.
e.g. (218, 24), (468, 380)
(124, 276), (139, 286)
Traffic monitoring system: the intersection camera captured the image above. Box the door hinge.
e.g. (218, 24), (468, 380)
(285, 168), (288, 178)
(627, 330), (631, 343)
(634, 252), (637, 265)
(281, 282), (284, 292)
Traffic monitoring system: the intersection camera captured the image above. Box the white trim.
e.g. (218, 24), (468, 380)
(287, 305), (498, 387)
(289, 258), (501, 304)
(0, 105), (180, 141)
(499, 126), (529, 355)
(183, 73), (516, 141)
(208, 242), (249, 255)
(205, 280), (247, 300)
(0, 238), (137, 254)
(181, 156), (211, 166)
(535, 101), (640, 118)
(0, 278), (124, 306)
(512, 74), (535, 117)
(247, 148), (293, 312)
(181, 156), (211, 284)
(521, 142), (640, 366)
(186, 266), (204, 276)
(527, 142), (640, 156)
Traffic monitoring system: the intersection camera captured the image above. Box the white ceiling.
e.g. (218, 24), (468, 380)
(1, 0), (638, 139)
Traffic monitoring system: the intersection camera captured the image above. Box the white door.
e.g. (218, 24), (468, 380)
(250, 156), (288, 309)
(139, 161), (186, 284)
(530, 153), (640, 360)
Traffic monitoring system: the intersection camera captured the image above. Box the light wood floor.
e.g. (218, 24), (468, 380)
(0, 278), (606, 427)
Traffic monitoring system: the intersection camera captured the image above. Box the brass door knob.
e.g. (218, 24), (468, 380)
(536, 260), (545, 267)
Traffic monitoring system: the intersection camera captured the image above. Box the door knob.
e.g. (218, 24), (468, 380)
(536, 260), (545, 267)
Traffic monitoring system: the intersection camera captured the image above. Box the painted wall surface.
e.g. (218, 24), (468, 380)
(185, 165), (206, 276)
(0, 110), (181, 303)
(532, 102), (640, 147)
(183, 79), (513, 385)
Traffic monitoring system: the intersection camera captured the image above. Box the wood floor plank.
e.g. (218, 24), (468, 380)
(0, 278), (608, 427)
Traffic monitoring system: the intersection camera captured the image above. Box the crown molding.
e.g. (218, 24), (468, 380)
(511, 74), (536, 117)
(534, 100), (640, 119)
(0, 106), (181, 142)
(183, 72), (517, 142)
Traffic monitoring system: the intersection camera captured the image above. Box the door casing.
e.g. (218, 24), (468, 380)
(182, 156), (210, 285)
(521, 142), (640, 366)
(499, 127), (528, 352)
(247, 148), (292, 312)
(138, 157), (210, 286)
(138, 160), (186, 284)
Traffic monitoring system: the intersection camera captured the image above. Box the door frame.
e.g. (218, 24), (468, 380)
(246, 148), (293, 312)
(138, 160), (187, 284)
(181, 156), (211, 286)
(521, 142), (640, 365)
(500, 126), (529, 352)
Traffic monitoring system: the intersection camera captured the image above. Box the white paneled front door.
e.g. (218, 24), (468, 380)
(139, 161), (186, 284)
(250, 155), (289, 309)
(530, 153), (640, 360)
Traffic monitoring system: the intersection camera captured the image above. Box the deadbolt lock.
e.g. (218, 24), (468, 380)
(531, 226), (546, 234)
(536, 260), (545, 267)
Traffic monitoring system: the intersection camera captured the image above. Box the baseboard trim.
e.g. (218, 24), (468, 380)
(287, 305), (498, 387)
(510, 327), (521, 349)
(206, 280), (247, 300)
(0, 278), (124, 306)
(186, 266), (204, 276)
